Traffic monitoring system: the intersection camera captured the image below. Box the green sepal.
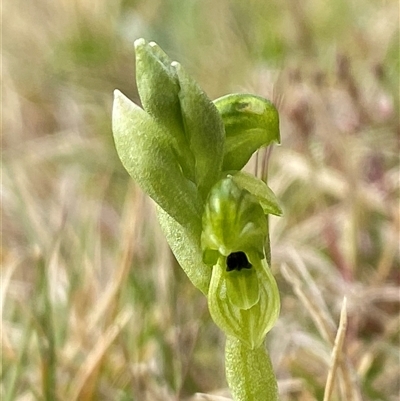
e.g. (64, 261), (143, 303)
(134, 39), (195, 180)
(225, 336), (279, 401)
(207, 253), (280, 349)
(112, 90), (202, 227)
(173, 61), (225, 199)
(214, 93), (280, 171)
(230, 171), (283, 216)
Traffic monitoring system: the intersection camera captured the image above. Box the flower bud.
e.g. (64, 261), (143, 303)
(214, 93), (280, 172)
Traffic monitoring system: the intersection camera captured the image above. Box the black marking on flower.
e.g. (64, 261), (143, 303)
(226, 251), (252, 272)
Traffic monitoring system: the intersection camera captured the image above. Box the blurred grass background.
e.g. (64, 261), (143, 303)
(2, 0), (399, 400)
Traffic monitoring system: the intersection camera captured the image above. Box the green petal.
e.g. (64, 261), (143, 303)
(112, 90), (202, 226)
(214, 93), (280, 171)
(226, 267), (260, 310)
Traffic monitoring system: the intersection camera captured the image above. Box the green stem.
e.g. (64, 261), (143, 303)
(225, 336), (279, 401)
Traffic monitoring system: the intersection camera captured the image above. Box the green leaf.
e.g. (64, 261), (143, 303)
(230, 171), (283, 216)
(156, 206), (210, 295)
(112, 90), (202, 227)
(134, 38), (195, 180)
(173, 61), (225, 199)
(225, 336), (279, 401)
(214, 93), (280, 171)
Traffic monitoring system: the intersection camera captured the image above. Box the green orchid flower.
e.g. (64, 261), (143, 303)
(112, 38), (282, 401)
(201, 176), (280, 349)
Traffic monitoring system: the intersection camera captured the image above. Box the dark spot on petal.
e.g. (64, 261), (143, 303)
(226, 251), (252, 272)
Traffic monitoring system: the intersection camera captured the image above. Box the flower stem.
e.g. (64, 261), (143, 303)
(225, 335), (279, 401)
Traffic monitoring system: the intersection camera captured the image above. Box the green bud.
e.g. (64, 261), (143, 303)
(214, 93), (280, 171)
(134, 38), (195, 180)
(173, 61), (225, 199)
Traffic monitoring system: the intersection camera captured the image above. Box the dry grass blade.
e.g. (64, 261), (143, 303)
(280, 263), (335, 345)
(1, 256), (20, 361)
(87, 184), (138, 330)
(190, 394), (232, 401)
(68, 307), (133, 401)
(323, 297), (347, 401)
(280, 263), (363, 400)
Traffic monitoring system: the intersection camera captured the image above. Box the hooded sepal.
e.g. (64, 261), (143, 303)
(201, 176), (267, 259)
